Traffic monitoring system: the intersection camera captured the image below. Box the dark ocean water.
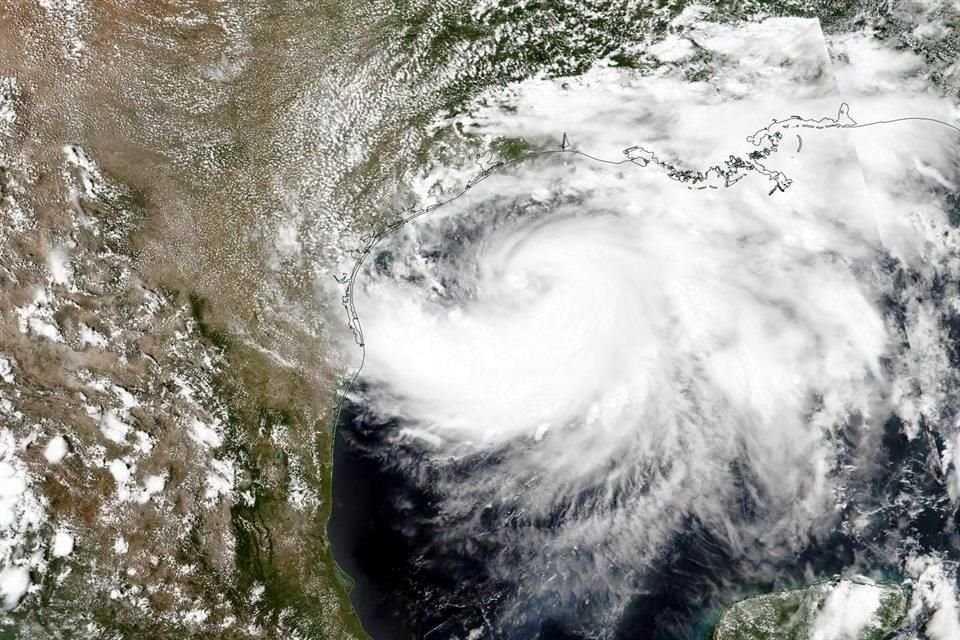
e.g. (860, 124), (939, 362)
(328, 392), (960, 640)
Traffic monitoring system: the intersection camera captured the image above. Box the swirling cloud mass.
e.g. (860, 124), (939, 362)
(338, 17), (960, 639)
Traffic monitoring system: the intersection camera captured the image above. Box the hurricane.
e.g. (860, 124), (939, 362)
(331, 17), (960, 640)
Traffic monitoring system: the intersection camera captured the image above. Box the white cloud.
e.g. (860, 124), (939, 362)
(906, 559), (960, 640)
(647, 36), (695, 63)
(0, 357), (12, 384)
(204, 457), (234, 503)
(108, 459), (130, 485)
(189, 417), (223, 450)
(43, 436), (68, 464)
(811, 581), (884, 640)
(51, 530), (74, 558)
(0, 430), (45, 611)
(98, 409), (131, 444)
(339, 15), (960, 632)
(47, 246), (72, 287)
(0, 565), (29, 610)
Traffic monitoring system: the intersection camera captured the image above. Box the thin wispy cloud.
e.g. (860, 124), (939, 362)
(339, 17), (960, 637)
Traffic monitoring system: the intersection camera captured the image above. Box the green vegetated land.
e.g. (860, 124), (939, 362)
(6, 0), (957, 638)
(712, 579), (907, 640)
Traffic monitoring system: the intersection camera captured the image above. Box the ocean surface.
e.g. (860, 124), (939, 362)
(327, 393), (955, 640)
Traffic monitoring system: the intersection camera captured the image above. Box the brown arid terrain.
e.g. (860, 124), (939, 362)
(0, 0), (529, 633)
(0, 0), (538, 634)
(1, 0), (956, 638)
(0, 1), (389, 637)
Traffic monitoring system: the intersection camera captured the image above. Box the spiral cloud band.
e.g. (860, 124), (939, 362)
(339, 17), (960, 638)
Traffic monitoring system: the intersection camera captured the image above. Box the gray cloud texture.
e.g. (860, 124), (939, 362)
(341, 17), (960, 636)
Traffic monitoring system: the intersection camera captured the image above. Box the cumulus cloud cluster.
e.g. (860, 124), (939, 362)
(341, 16), (960, 636)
